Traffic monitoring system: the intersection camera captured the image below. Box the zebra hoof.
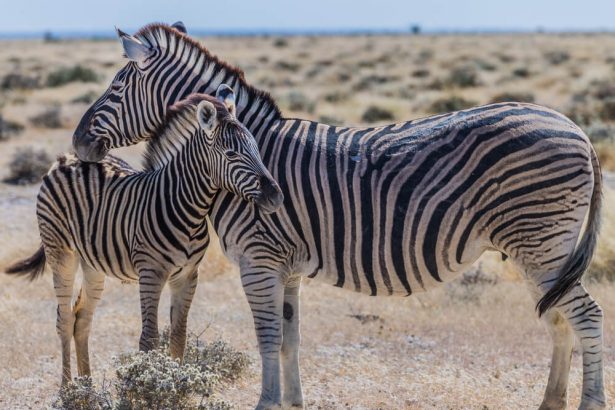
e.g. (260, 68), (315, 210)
(578, 397), (607, 410)
(255, 399), (281, 410)
(538, 399), (566, 410)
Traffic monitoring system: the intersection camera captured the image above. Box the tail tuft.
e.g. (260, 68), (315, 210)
(5, 246), (47, 281)
(536, 145), (602, 316)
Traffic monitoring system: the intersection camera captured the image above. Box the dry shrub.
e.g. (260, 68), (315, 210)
(54, 330), (246, 410)
(274, 60), (300, 72)
(490, 92), (535, 104)
(599, 98), (615, 121)
(429, 96), (477, 113)
(47, 65), (99, 87)
(286, 91), (314, 113)
(353, 74), (399, 92)
(544, 50), (570, 65)
(30, 106), (63, 128)
(512, 67), (531, 78)
(447, 265), (498, 303)
(411, 68), (430, 78)
(272, 37), (288, 48)
(1, 73), (41, 90)
(361, 105), (395, 123)
(447, 64), (480, 88)
(319, 115), (344, 125)
(4, 147), (51, 185)
(0, 114), (24, 140)
(54, 377), (112, 410)
(71, 91), (99, 104)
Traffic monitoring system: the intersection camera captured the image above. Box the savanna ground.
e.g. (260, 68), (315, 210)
(1, 32), (615, 409)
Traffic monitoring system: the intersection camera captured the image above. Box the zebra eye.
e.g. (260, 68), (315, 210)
(225, 150), (239, 159)
(110, 81), (123, 91)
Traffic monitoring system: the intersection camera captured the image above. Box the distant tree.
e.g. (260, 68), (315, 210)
(410, 24), (421, 35)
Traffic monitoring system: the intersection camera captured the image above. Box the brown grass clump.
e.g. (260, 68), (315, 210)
(361, 105), (395, 123)
(490, 92), (535, 104)
(29, 106), (63, 129)
(429, 96), (477, 113)
(4, 147), (51, 185)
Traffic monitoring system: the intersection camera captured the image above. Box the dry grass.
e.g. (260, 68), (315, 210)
(1, 33), (615, 409)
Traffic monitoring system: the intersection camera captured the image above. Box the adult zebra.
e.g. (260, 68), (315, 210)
(6, 90), (283, 385)
(72, 23), (605, 409)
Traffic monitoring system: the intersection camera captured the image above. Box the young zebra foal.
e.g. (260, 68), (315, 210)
(6, 87), (283, 385)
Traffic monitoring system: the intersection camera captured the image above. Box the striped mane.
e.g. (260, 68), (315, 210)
(143, 93), (229, 170)
(134, 23), (282, 121)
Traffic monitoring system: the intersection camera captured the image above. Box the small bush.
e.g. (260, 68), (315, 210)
(0, 114), (24, 140)
(473, 58), (497, 71)
(319, 115), (344, 125)
(512, 67), (531, 78)
(47, 65), (99, 87)
(411, 68), (430, 78)
(490, 92), (535, 104)
(599, 97), (615, 121)
(429, 96), (477, 113)
(53, 377), (112, 410)
(1, 73), (41, 90)
(4, 147), (51, 185)
(159, 329), (251, 383)
(273, 37), (288, 48)
(287, 91), (314, 113)
(361, 105), (395, 123)
(544, 50), (570, 65)
(447, 65), (480, 88)
(114, 350), (217, 410)
(274, 61), (300, 72)
(71, 91), (99, 104)
(586, 121), (615, 144)
(447, 265), (498, 303)
(30, 106), (62, 128)
(323, 90), (348, 103)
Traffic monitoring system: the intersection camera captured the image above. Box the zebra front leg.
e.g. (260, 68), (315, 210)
(556, 284), (606, 409)
(168, 268), (199, 361)
(281, 277), (303, 409)
(241, 265), (285, 410)
(138, 270), (165, 351)
(73, 263), (105, 378)
(51, 251), (79, 385)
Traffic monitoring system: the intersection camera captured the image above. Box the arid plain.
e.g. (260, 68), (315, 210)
(1, 33), (615, 409)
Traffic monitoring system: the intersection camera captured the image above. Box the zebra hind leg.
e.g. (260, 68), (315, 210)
(73, 263), (105, 378)
(535, 305), (574, 410)
(50, 249), (79, 385)
(281, 277), (303, 409)
(555, 284), (606, 409)
(241, 263), (285, 410)
(168, 268), (199, 361)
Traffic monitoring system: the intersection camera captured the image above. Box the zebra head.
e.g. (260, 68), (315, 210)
(193, 85), (283, 213)
(73, 22), (189, 162)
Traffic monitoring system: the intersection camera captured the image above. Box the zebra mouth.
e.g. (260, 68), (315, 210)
(254, 190), (284, 214)
(74, 134), (109, 162)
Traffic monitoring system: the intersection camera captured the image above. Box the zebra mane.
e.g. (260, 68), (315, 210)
(135, 23), (282, 120)
(143, 93), (231, 171)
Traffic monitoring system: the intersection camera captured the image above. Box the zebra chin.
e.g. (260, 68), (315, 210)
(73, 134), (109, 162)
(253, 190), (284, 214)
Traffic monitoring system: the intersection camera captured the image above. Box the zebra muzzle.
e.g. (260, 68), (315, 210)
(254, 176), (284, 214)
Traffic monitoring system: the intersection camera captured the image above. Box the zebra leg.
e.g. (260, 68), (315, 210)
(73, 263), (105, 378)
(555, 284), (606, 409)
(138, 270), (165, 351)
(241, 265), (285, 410)
(537, 307), (574, 410)
(51, 250), (79, 385)
(168, 268), (199, 361)
(281, 277), (303, 409)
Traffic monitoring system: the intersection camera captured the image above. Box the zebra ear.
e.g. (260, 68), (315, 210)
(216, 84), (236, 116)
(171, 21), (187, 34)
(197, 100), (218, 140)
(116, 27), (151, 64)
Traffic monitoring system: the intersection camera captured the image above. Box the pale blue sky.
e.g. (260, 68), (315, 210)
(2, 0), (615, 34)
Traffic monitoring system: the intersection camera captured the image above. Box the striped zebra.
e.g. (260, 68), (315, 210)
(71, 23), (605, 409)
(6, 89), (283, 385)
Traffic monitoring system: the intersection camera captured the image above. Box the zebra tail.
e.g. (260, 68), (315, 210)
(536, 145), (603, 316)
(5, 245), (47, 281)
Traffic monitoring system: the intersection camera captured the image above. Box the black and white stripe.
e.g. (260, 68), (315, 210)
(70, 24), (606, 409)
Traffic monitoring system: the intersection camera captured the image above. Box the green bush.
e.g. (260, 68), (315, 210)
(47, 65), (99, 87)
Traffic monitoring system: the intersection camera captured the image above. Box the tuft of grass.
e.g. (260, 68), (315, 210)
(30, 106), (63, 129)
(490, 92), (535, 104)
(46, 65), (99, 87)
(1, 73), (41, 90)
(429, 96), (477, 113)
(0, 114), (24, 140)
(447, 65), (480, 88)
(4, 147), (51, 185)
(361, 105), (395, 123)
